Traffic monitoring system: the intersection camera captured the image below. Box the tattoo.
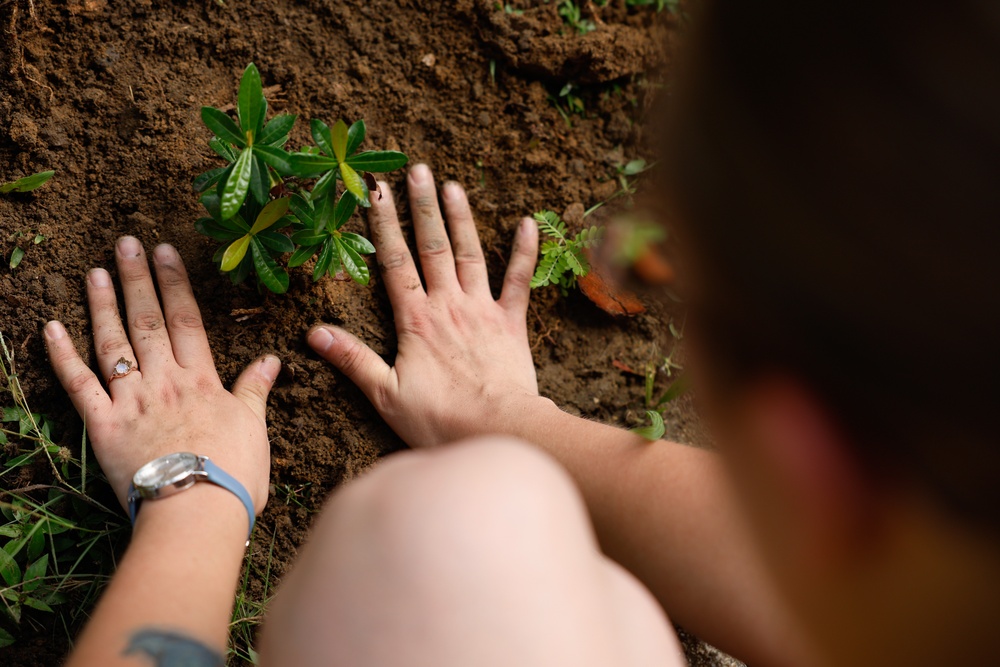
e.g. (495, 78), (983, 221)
(124, 628), (224, 667)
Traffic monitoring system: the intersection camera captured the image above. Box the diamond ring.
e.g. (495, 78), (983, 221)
(108, 357), (139, 383)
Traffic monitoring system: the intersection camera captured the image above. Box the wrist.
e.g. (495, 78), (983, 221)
(132, 482), (251, 550)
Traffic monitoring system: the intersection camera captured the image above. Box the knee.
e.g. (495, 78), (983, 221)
(318, 436), (590, 563)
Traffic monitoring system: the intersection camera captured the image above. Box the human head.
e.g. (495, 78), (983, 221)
(663, 1), (1000, 664)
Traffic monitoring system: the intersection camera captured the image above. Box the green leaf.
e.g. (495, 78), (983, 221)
(209, 136), (238, 162)
(345, 150), (409, 173)
(23, 597), (53, 613)
(257, 230), (295, 253)
(310, 119), (335, 157)
(0, 627), (14, 649)
(312, 192), (336, 232)
(288, 244), (318, 268)
(289, 194), (315, 228)
(220, 147), (254, 220)
(221, 235), (251, 272)
(346, 119), (366, 156)
(289, 153), (339, 178)
(254, 145), (293, 176)
(652, 376), (690, 410)
(313, 241), (335, 281)
(290, 229), (327, 246)
(0, 547), (21, 586)
(622, 159), (647, 176)
(331, 119), (349, 163)
(336, 237), (370, 285)
(250, 197), (290, 235)
(0, 170), (54, 194)
(311, 169), (337, 200)
(249, 153), (270, 205)
(230, 252), (253, 285)
(193, 167), (228, 193)
(23, 554), (47, 593)
(195, 217), (242, 242)
(339, 232), (375, 255)
(237, 63), (266, 140)
(201, 107), (246, 148)
(259, 114), (296, 146)
(339, 162), (369, 206)
(632, 411), (666, 441)
(9, 247), (25, 270)
(250, 236), (289, 294)
(332, 191), (358, 231)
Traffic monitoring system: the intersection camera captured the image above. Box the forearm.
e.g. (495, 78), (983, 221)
(499, 396), (816, 667)
(65, 485), (249, 667)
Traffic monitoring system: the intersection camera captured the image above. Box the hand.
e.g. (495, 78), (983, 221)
(44, 237), (280, 514)
(308, 164), (544, 448)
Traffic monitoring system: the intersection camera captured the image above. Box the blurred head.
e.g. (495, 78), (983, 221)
(663, 1), (1000, 664)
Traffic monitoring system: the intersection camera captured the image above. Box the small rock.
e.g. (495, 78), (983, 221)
(420, 53), (437, 67)
(562, 202), (586, 227)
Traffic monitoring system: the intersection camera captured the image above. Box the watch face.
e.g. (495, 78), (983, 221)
(133, 452), (200, 490)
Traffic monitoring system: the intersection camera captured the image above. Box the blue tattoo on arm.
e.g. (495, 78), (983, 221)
(124, 628), (224, 667)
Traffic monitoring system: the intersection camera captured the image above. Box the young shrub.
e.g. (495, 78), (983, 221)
(530, 210), (604, 294)
(193, 63), (409, 293)
(287, 191), (375, 286)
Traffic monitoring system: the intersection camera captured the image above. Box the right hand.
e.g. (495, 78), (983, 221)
(307, 164), (546, 448)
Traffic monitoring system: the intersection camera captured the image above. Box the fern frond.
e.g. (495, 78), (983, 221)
(531, 248), (566, 288)
(534, 210), (568, 241)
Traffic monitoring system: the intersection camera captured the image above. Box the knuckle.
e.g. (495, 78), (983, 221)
(156, 263), (188, 288)
(414, 196), (438, 218)
(97, 335), (129, 357)
(378, 250), (410, 272)
(337, 341), (367, 377)
(419, 236), (450, 257)
(66, 371), (94, 395)
(131, 311), (164, 331)
(505, 268), (532, 289)
(453, 249), (484, 266)
(169, 309), (204, 331)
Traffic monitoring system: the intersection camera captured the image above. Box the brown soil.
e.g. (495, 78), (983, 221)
(0, 1), (727, 665)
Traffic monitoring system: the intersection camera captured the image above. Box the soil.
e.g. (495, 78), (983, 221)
(0, 1), (732, 665)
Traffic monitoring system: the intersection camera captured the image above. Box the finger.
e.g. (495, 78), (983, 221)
(499, 217), (540, 314)
(308, 326), (395, 411)
(408, 164), (458, 292)
(369, 180), (426, 312)
(442, 181), (489, 295)
(231, 355), (282, 423)
(43, 321), (112, 421)
(116, 236), (172, 369)
(152, 244), (214, 370)
(86, 267), (143, 394)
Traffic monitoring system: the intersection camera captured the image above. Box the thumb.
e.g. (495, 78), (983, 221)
(308, 325), (394, 409)
(232, 355), (282, 421)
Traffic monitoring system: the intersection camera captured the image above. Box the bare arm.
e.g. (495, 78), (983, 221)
(308, 166), (816, 667)
(45, 238), (279, 666)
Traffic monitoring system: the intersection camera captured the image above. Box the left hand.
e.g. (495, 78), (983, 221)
(44, 237), (280, 514)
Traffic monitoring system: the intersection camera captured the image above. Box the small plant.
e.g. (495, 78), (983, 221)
(631, 341), (688, 441)
(0, 332), (126, 648)
(193, 63), (408, 293)
(558, 0), (597, 34)
(0, 171), (54, 195)
(530, 210), (604, 294)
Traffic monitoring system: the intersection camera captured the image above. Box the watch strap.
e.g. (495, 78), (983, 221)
(126, 457), (256, 540)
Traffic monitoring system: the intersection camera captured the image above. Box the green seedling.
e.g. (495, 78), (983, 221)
(287, 191), (375, 285)
(631, 346), (689, 441)
(197, 63), (295, 221)
(196, 195), (294, 293)
(287, 118), (408, 208)
(194, 63), (409, 293)
(530, 210), (604, 294)
(0, 171), (54, 194)
(7, 232), (46, 271)
(559, 0), (597, 34)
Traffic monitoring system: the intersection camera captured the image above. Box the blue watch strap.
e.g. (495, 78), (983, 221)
(126, 457), (256, 540)
(201, 458), (256, 540)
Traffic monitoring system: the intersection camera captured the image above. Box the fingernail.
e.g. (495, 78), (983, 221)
(520, 217), (533, 235)
(409, 163), (431, 184)
(261, 355), (282, 383)
(152, 244), (176, 263)
(88, 268), (111, 287)
(308, 327), (335, 353)
(117, 235), (142, 257)
(44, 320), (66, 341)
(442, 181), (463, 201)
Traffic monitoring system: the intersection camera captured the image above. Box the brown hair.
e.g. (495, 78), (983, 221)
(664, 1), (1000, 527)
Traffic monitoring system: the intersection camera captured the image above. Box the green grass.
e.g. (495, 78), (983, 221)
(0, 331), (128, 650)
(229, 529), (278, 665)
